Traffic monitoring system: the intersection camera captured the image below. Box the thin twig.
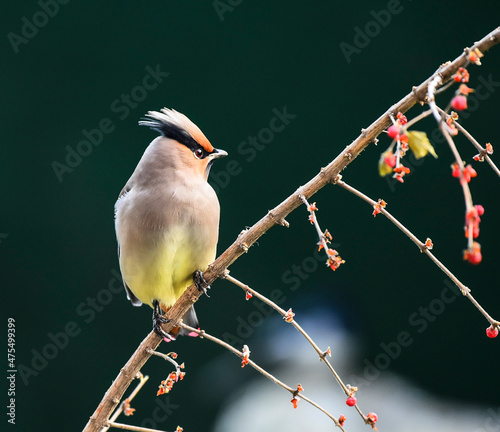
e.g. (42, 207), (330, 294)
(336, 178), (499, 330)
(299, 195), (330, 252)
(436, 106), (500, 177)
(104, 373), (149, 432)
(107, 421), (170, 432)
(403, 108), (433, 129)
(299, 195), (344, 271)
(82, 28), (500, 432)
(225, 274), (370, 423)
(427, 75), (447, 124)
(148, 350), (181, 369)
(225, 275), (347, 391)
(179, 322), (345, 430)
(428, 78), (476, 249)
(337, 178), (427, 252)
(180, 322), (292, 389)
(455, 124), (500, 177)
(147, 349), (185, 397)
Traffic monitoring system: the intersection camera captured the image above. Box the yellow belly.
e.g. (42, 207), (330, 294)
(119, 224), (216, 308)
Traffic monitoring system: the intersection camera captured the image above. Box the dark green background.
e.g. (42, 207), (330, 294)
(2, 1), (499, 431)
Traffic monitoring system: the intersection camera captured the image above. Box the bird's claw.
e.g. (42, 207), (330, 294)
(193, 270), (210, 297)
(153, 300), (174, 341)
(153, 320), (175, 341)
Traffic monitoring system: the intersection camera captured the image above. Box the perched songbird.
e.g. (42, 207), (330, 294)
(114, 108), (227, 340)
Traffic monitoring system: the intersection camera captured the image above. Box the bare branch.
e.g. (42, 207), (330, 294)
(225, 274), (370, 423)
(107, 421), (170, 432)
(82, 27), (500, 432)
(105, 373), (149, 430)
(299, 195), (344, 270)
(403, 108), (432, 129)
(148, 350), (181, 370)
(179, 323), (345, 430)
(427, 83), (476, 251)
(436, 106), (500, 177)
(336, 178), (499, 330)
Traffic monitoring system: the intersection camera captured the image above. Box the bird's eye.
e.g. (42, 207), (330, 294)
(194, 149), (204, 159)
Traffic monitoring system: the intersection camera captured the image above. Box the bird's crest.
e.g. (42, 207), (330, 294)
(139, 108), (214, 153)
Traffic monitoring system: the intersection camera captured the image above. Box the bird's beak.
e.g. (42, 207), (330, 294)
(210, 148), (228, 159)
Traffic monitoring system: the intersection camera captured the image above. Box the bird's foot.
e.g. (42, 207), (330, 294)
(153, 300), (174, 341)
(193, 270), (210, 297)
(153, 321), (175, 341)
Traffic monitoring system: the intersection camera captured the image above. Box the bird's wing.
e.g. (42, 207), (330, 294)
(117, 244), (143, 307)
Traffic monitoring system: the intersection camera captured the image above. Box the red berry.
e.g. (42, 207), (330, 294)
(486, 325), (499, 338)
(451, 95), (468, 111)
(453, 67), (469, 83)
(396, 112), (407, 124)
(367, 412), (378, 423)
(464, 164), (477, 178)
(472, 226), (479, 238)
(466, 251), (481, 265)
(387, 125), (399, 139)
(463, 242), (482, 265)
(346, 396), (357, 406)
(451, 163), (461, 178)
(384, 152), (397, 168)
(475, 205), (485, 216)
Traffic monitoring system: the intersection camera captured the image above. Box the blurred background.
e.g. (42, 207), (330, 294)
(2, 1), (499, 431)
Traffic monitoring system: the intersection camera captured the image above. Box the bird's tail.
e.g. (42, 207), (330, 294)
(167, 306), (200, 341)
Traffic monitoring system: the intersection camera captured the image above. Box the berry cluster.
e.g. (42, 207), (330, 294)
(343, 388), (379, 430)
(156, 352), (186, 396)
(375, 61), (498, 340)
(379, 112), (437, 183)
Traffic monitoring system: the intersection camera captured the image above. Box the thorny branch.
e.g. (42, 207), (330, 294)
(82, 27), (500, 432)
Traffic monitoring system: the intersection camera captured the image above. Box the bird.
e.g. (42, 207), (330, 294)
(114, 108), (227, 340)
